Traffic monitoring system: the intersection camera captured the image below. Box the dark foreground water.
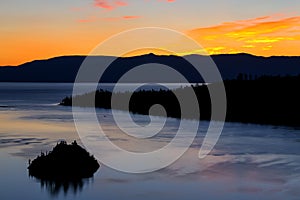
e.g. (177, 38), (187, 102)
(0, 83), (299, 200)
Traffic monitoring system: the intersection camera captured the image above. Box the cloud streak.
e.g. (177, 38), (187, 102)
(93, 0), (175, 11)
(77, 15), (141, 23)
(188, 15), (300, 56)
(93, 0), (128, 10)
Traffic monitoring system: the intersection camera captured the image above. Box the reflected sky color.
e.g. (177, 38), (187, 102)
(1, 108), (300, 200)
(0, 83), (300, 199)
(1, 0), (300, 65)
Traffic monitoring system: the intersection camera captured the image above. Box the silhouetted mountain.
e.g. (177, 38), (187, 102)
(209, 53), (300, 80)
(1, 54), (300, 82)
(0, 56), (86, 82)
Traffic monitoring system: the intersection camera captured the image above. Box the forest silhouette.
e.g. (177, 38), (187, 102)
(61, 75), (300, 127)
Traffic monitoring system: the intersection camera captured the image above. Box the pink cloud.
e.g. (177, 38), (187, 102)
(93, 0), (128, 10)
(77, 15), (141, 23)
(115, 1), (128, 6)
(157, 0), (176, 2)
(93, 0), (174, 11)
(122, 15), (141, 19)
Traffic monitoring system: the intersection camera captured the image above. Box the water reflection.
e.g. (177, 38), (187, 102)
(1, 82), (300, 200)
(33, 177), (93, 197)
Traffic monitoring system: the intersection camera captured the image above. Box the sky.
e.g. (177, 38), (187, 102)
(1, 0), (300, 65)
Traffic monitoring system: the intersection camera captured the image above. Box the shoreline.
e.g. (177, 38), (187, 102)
(60, 75), (300, 128)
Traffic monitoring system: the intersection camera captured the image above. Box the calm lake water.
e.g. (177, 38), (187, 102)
(0, 83), (299, 200)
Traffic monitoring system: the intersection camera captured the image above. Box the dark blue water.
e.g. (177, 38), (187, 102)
(0, 83), (299, 200)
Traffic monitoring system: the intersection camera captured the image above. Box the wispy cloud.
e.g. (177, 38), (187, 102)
(93, 0), (175, 11)
(157, 0), (176, 2)
(188, 15), (300, 56)
(93, 0), (128, 10)
(77, 15), (141, 23)
(122, 15), (141, 19)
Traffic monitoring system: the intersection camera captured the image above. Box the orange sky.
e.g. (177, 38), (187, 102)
(1, 1), (300, 66)
(188, 15), (300, 56)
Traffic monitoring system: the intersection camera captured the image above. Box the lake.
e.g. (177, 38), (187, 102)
(0, 82), (299, 200)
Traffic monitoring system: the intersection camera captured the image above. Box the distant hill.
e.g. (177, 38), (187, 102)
(0, 53), (300, 82)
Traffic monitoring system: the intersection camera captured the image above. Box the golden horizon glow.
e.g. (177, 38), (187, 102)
(187, 15), (300, 57)
(1, 14), (300, 66)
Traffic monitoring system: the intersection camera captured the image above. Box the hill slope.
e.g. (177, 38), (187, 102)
(1, 54), (300, 82)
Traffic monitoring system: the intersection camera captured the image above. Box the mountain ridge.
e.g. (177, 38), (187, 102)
(1, 53), (300, 82)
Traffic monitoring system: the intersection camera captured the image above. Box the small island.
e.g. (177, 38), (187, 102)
(28, 141), (100, 181)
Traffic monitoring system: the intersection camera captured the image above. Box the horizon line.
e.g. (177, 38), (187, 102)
(2, 52), (300, 67)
